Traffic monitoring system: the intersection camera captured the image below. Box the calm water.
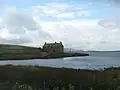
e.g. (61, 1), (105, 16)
(0, 51), (120, 69)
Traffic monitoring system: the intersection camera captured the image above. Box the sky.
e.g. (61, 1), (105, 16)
(0, 0), (120, 51)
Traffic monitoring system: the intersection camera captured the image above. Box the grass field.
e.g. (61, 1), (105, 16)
(0, 65), (120, 90)
(0, 44), (48, 60)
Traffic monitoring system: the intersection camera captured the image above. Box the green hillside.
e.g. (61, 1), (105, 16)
(0, 44), (48, 60)
(0, 44), (42, 53)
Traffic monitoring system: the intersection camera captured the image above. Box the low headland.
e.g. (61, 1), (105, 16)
(0, 65), (120, 90)
(0, 44), (89, 60)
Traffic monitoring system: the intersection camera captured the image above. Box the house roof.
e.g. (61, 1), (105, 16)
(43, 42), (63, 47)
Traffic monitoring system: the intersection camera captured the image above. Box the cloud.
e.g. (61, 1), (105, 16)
(98, 10), (120, 30)
(98, 8), (120, 28)
(32, 6), (60, 17)
(0, 7), (52, 46)
(0, 36), (31, 44)
(40, 19), (120, 50)
(0, 28), (32, 44)
(98, 19), (118, 29)
(4, 7), (39, 34)
(32, 3), (91, 19)
(56, 13), (75, 18)
(55, 11), (91, 18)
(46, 3), (73, 11)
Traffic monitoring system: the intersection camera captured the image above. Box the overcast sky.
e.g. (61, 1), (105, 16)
(0, 0), (119, 51)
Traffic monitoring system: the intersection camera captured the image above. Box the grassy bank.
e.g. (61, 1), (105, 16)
(42, 52), (89, 59)
(0, 65), (120, 90)
(0, 44), (47, 60)
(0, 44), (89, 60)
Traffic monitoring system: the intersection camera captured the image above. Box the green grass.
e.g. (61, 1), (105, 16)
(0, 44), (48, 60)
(0, 44), (42, 53)
(0, 65), (120, 90)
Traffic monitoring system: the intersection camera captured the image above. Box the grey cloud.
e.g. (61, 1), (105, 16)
(38, 30), (52, 39)
(0, 36), (31, 44)
(98, 8), (120, 29)
(0, 7), (52, 45)
(98, 19), (119, 29)
(4, 8), (39, 34)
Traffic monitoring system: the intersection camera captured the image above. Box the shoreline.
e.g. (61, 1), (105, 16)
(1, 64), (115, 70)
(0, 52), (89, 60)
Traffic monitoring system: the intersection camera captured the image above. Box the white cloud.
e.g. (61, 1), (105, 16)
(4, 7), (40, 33)
(33, 6), (59, 16)
(98, 19), (119, 29)
(55, 10), (91, 18)
(56, 13), (75, 18)
(98, 9), (120, 30)
(40, 19), (120, 50)
(0, 7), (52, 46)
(46, 3), (73, 11)
(31, 3), (91, 19)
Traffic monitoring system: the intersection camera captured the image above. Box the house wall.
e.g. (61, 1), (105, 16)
(43, 45), (64, 53)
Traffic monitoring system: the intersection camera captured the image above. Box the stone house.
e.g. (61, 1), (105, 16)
(42, 41), (64, 53)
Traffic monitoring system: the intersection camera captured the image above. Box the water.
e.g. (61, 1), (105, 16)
(0, 51), (120, 70)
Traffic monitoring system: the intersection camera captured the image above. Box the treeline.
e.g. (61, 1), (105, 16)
(0, 65), (120, 90)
